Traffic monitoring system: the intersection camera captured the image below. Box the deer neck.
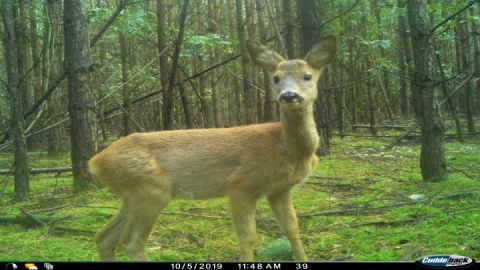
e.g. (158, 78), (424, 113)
(280, 102), (319, 159)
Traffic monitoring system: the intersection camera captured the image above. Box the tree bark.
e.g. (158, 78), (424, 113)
(13, 0), (34, 149)
(282, 0), (295, 59)
(156, 0), (169, 130)
(246, 0), (260, 123)
(298, 0), (330, 155)
(163, 0), (189, 130)
(397, 0), (410, 117)
(64, 0), (96, 190)
(373, 0), (393, 117)
(119, 31), (132, 135)
(236, 0), (255, 124)
(255, 0), (275, 122)
(208, 0), (223, 127)
(196, 0), (215, 128)
(457, 14), (475, 133)
(2, 0), (30, 200)
(47, 0), (68, 154)
(227, 0), (242, 125)
(407, 0), (447, 181)
(178, 72), (194, 129)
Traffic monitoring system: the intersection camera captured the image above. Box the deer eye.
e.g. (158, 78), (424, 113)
(304, 74), (312, 81)
(273, 75), (281, 83)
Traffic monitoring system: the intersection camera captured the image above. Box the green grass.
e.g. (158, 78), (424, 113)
(0, 134), (479, 262)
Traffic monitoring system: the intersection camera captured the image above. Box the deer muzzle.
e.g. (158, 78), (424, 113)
(278, 91), (304, 104)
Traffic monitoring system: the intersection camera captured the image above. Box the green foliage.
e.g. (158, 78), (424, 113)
(182, 34), (236, 59)
(258, 238), (294, 261)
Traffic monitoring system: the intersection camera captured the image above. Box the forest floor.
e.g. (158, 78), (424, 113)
(0, 129), (479, 261)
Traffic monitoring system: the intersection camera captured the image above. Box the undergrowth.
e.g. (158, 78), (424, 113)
(0, 134), (479, 261)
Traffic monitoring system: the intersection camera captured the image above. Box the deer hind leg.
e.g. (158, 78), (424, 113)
(229, 191), (258, 261)
(96, 201), (129, 260)
(267, 191), (307, 261)
(119, 188), (171, 261)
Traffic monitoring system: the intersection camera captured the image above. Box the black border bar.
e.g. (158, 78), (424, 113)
(3, 262), (479, 270)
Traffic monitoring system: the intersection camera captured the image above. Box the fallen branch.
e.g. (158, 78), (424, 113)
(72, 204), (117, 209)
(50, 226), (96, 235)
(0, 167), (71, 174)
(384, 125), (418, 151)
(352, 124), (411, 130)
(33, 204), (71, 213)
(20, 207), (46, 227)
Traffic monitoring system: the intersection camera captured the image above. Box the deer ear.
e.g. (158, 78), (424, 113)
(247, 41), (284, 72)
(304, 36), (336, 69)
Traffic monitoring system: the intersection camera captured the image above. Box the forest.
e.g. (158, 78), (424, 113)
(1, 0), (479, 262)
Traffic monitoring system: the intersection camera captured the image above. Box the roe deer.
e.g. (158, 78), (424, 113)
(89, 36), (336, 261)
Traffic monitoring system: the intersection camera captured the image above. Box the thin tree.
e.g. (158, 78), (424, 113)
(163, 0), (189, 130)
(2, 0), (30, 199)
(47, 0), (68, 154)
(236, 0), (255, 124)
(196, 0), (214, 128)
(397, 0), (411, 117)
(156, 0), (169, 129)
(119, 31), (133, 135)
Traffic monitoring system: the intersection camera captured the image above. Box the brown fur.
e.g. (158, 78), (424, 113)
(90, 37), (336, 261)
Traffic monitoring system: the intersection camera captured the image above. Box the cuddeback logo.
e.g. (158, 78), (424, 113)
(416, 254), (475, 268)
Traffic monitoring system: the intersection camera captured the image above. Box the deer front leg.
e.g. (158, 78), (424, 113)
(229, 191), (258, 261)
(267, 190), (307, 261)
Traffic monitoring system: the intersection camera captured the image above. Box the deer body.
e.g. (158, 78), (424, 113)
(92, 120), (317, 200)
(90, 37), (336, 261)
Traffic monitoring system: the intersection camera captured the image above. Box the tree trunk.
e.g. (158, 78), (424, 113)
(178, 72), (194, 129)
(156, 0), (169, 130)
(208, 0), (223, 127)
(163, 0), (189, 130)
(196, 0), (214, 128)
(471, 7), (480, 117)
(346, 19), (358, 126)
(2, 0), (30, 200)
(255, 0), (275, 122)
(397, 0), (410, 117)
(64, 0), (96, 190)
(236, 0), (254, 124)
(282, 0), (295, 59)
(13, 0), (34, 149)
(364, 51), (377, 136)
(298, 0), (330, 155)
(246, 0), (260, 123)
(407, 0), (447, 181)
(373, 0), (393, 117)
(119, 32), (133, 135)
(47, 0), (68, 154)
(457, 14), (475, 133)
(29, 8), (41, 106)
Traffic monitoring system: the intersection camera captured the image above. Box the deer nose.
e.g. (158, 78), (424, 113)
(279, 91), (304, 103)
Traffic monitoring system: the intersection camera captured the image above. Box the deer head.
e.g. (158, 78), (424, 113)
(248, 37), (336, 109)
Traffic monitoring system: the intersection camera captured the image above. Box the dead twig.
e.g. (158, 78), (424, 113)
(72, 204), (117, 209)
(50, 226), (96, 235)
(0, 167), (72, 174)
(33, 204), (71, 213)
